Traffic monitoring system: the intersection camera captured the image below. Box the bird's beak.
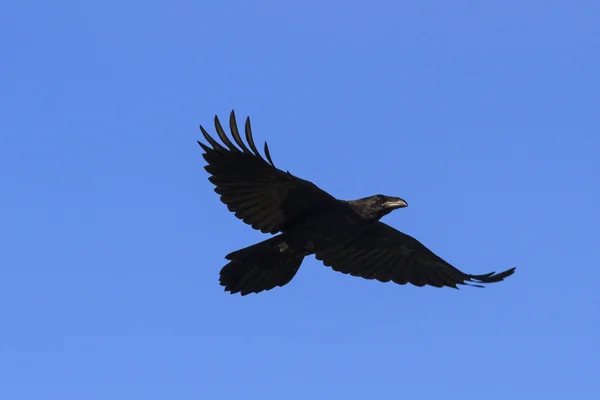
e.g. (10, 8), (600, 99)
(383, 198), (408, 209)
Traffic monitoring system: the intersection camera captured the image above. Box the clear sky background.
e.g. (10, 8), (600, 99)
(1, 1), (599, 399)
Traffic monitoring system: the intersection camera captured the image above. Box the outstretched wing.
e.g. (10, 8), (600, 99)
(198, 110), (338, 234)
(315, 221), (515, 289)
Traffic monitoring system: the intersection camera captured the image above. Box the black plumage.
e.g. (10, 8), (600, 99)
(198, 111), (515, 295)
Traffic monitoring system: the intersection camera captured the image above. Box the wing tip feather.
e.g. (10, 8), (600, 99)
(464, 267), (516, 287)
(198, 111), (277, 169)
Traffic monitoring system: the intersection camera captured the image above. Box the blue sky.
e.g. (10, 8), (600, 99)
(1, 0), (599, 398)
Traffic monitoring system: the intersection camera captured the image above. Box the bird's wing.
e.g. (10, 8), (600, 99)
(315, 221), (515, 288)
(198, 110), (339, 234)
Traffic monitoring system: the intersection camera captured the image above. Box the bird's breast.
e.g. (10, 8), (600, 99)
(284, 211), (372, 254)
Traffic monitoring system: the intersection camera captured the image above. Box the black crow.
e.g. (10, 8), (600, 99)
(198, 111), (515, 295)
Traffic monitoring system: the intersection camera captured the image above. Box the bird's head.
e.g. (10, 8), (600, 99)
(346, 194), (408, 221)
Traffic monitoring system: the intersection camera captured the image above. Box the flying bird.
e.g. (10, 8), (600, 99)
(198, 111), (515, 295)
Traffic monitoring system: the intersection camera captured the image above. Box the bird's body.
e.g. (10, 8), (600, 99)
(198, 111), (515, 295)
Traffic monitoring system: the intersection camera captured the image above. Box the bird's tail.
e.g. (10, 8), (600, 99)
(219, 235), (305, 295)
